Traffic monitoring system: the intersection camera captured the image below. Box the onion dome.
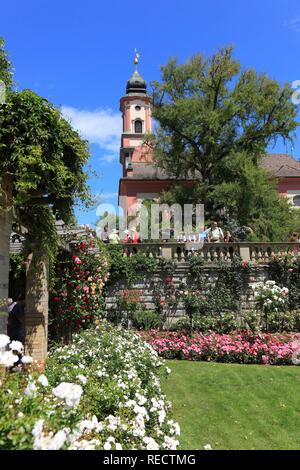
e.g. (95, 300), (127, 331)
(126, 69), (147, 95)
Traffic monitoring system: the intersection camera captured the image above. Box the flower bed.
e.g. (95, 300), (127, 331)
(0, 324), (179, 450)
(141, 330), (300, 366)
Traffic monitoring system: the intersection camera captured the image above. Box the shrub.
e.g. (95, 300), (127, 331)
(243, 308), (300, 333)
(106, 246), (158, 286)
(0, 325), (180, 450)
(131, 310), (163, 331)
(107, 290), (143, 328)
(252, 280), (289, 313)
(269, 253), (300, 310)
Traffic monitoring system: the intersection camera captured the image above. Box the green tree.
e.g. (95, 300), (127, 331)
(0, 39), (91, 358)
(150, 47), (299, 239)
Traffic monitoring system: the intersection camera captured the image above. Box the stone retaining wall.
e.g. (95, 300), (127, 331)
(105, 263), (268, 321)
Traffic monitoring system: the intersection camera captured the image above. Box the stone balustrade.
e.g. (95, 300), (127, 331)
(119, 242), (300, 264)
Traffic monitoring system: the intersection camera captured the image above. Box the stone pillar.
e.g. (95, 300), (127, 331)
(239, 246), (250, 262)
(161, 246), (173, 259)
(25, 252), (49, 363)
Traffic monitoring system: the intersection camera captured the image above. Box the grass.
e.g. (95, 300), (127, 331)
(161, 360), (300, 450)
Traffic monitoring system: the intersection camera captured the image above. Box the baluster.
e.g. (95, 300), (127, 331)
(206, 247), (212, 263)
(257, 247), (262, 262)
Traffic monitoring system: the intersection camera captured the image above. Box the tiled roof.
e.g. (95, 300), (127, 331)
(126, 154), (300, 180)
(126, 163), (200, 180)
(262, 154), (300, 177)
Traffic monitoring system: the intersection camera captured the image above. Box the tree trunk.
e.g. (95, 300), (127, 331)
(25, 251), (49, 363)
(0, 176), (13, 334)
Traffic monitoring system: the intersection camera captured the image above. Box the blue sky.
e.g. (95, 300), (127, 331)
(1, 0), (300, 225)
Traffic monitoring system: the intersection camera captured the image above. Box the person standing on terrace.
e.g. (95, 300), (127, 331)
(131, 227), (141, 244)
(207, 222), (224, 243)
(109, 229), (120, 244)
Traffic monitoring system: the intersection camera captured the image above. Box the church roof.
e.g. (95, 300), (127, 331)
(262, 153), (300, 177)
(122, 154), (300, 181)
(126, 69), (147, 95)
(124, 163), (200, 180)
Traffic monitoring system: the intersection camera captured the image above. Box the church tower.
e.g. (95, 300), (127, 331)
(119, 53), (153, 179)
(119, 53), (189, 215)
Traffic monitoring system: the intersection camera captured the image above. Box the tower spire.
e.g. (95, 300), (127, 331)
(134, 48), (140, 69)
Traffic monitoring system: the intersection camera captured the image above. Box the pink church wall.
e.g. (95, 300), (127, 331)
(119, 180), (196, 214)
(277, 178), (300, 195)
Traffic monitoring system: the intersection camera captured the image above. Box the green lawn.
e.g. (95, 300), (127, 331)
(162, 360), (300, 450)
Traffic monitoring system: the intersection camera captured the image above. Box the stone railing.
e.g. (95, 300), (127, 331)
(119, 242), (300, 264)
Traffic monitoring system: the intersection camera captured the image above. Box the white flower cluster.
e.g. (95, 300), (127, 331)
(252, 280), (289, 312)
(0, 335), (27, 368)
(0, 324), (180, 450)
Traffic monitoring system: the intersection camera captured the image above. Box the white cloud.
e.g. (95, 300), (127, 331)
(61, 106), (121, 153)
(287, 16), (300, 32)
(101, 192), (118, 199)
(99, 154), (119, 165)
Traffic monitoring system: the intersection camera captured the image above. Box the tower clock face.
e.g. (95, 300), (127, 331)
(135, 105), (141, 111)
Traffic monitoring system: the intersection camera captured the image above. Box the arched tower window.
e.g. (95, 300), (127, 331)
(134, 119), (143, 134)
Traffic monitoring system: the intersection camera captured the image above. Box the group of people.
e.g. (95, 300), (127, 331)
(100, 222), (233, 244)
(177, 222), (233, 244)
(101, 225), (141, 245)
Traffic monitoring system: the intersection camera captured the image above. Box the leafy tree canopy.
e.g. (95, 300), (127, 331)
(0, 89), (91, 220)
(150, 46), (300, 240)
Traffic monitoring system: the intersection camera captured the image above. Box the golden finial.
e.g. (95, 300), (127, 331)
(134, 48), (140, 66)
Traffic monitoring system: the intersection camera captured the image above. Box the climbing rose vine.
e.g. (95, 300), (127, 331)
(50, 233), (109, 334)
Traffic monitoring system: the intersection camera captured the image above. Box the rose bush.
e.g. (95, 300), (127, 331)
(0, 324), (180, 450)
(141, 330), (300, 366)
(252, 280), (289, 313)
(269, 252), (300, 310)
(50, 233), (109, 336)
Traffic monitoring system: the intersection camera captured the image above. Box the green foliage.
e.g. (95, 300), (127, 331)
(0, 325), (177, 450)
(9, 253), (26, 280)
(185, 258), (244, 314)
(173, 312), (238, 334)
(0, 82), (92, 263)
(157, 258), (177, 274)
(0, 37), (13, 90)
(269, 252), (300, 309)
(151, 46), (299, 241)
(49, 234), (109, 338)
(243, 308), (300, 333)
(131, 310), (163, 331)
(106, 245), (158, 286)
(0, 89), (90, 212)
(175, 258), (245, 333)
